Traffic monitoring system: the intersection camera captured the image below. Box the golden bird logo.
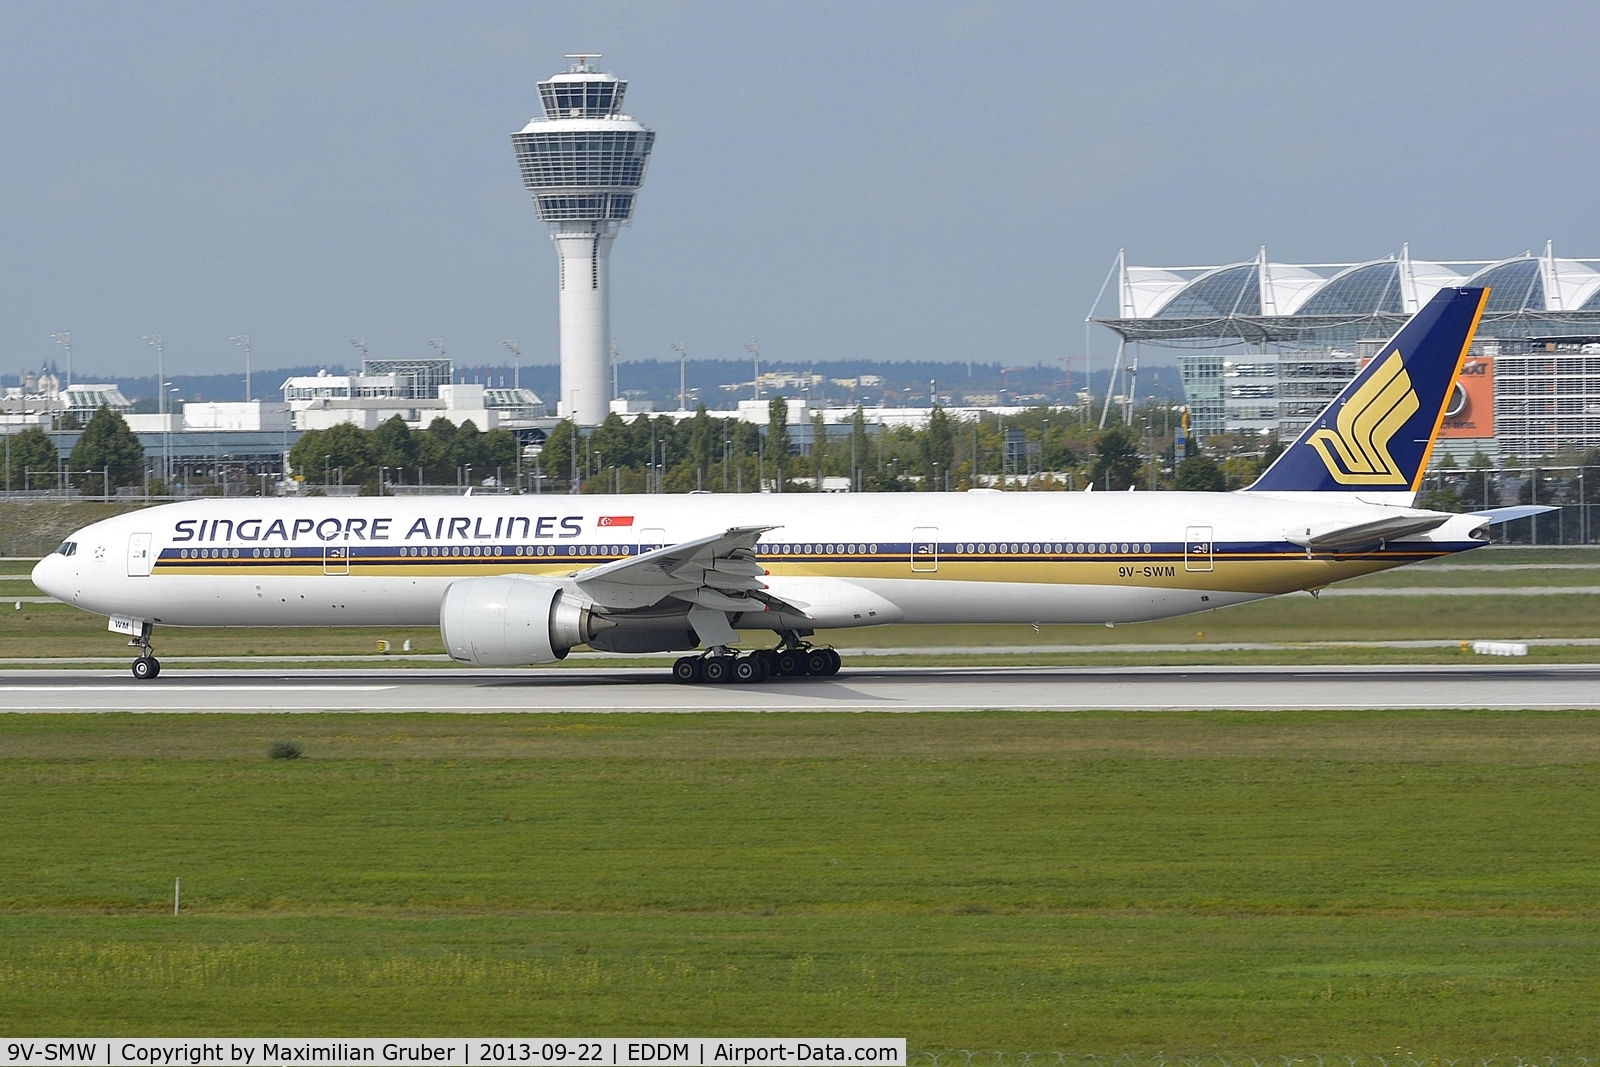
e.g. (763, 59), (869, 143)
(1306, 351), (1419, 485)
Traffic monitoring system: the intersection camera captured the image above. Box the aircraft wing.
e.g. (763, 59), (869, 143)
(1286, 512), (1454, 552)
(573, 525), (792, 614)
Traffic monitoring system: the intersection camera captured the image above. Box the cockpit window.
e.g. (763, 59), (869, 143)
(56, 541), (77, 556)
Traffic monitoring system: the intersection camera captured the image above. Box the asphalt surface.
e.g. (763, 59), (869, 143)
(1, 664), (1597, 712)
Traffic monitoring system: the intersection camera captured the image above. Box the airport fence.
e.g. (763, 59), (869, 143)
(1418, 464), (1600, 544)
(909, 1055), (1595, 1067)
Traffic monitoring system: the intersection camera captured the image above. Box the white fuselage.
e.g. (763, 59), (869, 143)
(32, 491), (1487, 638)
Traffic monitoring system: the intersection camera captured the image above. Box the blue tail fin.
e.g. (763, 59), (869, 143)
(1246, 286), (1489, 495)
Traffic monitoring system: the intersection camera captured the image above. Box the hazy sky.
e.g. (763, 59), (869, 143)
(2, 0), (1596, 381)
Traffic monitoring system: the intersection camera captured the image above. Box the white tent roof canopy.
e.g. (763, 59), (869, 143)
(1101, 244), (1600, 320)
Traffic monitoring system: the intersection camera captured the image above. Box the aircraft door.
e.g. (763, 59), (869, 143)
(127, 533), (153, 577)
(911, 527), (939, 572)
(639, 528), (665, 553)
(1184, 525), (1214, 572)
(323, 538), (350, 575)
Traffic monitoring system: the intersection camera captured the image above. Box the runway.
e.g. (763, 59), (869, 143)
(1, 664), (1598, 712)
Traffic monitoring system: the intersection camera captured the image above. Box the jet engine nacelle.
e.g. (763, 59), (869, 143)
(440, 576), (606, 667)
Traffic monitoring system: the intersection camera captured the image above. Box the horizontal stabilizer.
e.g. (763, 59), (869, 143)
(1287, 512), (1453, 552)
(1468, 505), (1559, 525)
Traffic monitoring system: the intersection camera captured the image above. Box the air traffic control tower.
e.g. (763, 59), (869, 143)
(511, 55), (656, 426)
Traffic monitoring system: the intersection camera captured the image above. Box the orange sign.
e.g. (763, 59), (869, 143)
(1440, 357), (1493, 438)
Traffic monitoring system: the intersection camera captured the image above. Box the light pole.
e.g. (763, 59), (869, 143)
(501, 339), (521, 390)
(669, 342), (687, 411)
(324, 455), (331, 488)
(232, 334), (252, 401)
(51, 332), (71, 387)
(744, 339), (761, 400)
(144, 335), (165, 484)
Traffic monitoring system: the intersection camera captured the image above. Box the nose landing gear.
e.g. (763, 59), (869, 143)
(128, 621), (161, 680)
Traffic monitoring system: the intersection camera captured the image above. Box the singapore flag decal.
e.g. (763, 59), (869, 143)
(597, 516), (634, 528)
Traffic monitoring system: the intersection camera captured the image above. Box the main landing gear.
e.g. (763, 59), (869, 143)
(129, 622), (161, 680)
(671, 643), (841, 684)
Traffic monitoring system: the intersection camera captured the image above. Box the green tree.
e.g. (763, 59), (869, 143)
(1173, 452), (1227, 492)
(1088, 424), (1141, 491)
(920, 405), (954, 490)
(372, 415), (419, 470)
(688, 406), (714, 486)
(539, 419), (578, 485)
(483, 429), (519, 480)
(68, 406), (145, 489)
(850, 407), (869, 489)
(767, 397), (790, 455)
(5, 427), (59, 491)
(451, 419), (488, 476)
(589, 413), (636, 473)
(417, 418), (458, 479)
(289, 423), (374, 487)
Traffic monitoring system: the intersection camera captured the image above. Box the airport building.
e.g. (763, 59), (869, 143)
(1092, 245), (1600, 461)
(511, 55), (656, 426)
(278, 356), (546, 432)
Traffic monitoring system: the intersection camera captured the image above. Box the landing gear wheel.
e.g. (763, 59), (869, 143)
(132, 656), (160, 681)
(776, 649), (807, 677)
(821, 648), (842, 675)
(732, 652), (767, 683)
(805, 649), (833, 676)
(672, 656), (703, 683)
(702, 655), (733, 684)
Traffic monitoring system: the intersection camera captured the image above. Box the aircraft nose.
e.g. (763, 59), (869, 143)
(32, 552), (66, 600)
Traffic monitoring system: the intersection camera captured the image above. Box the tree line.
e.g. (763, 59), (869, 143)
(4, 406), (146, 492)
(288, 417), (520, 490)
(2, 400), (1287, 496)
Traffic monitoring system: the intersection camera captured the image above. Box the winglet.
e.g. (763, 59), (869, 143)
(1245, 287), (1490, 497)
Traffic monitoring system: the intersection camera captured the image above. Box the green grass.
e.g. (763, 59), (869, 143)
(0, 502), (148, 559)
(2, 711), (1600, 1050)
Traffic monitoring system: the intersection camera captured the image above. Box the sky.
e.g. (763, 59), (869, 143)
(1, 0), (1597, 382)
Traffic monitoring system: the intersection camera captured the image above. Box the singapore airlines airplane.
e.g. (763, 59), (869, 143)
(34, 287), (1530, 682)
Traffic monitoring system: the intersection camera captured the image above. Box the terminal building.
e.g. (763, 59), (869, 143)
(1092, 244), (1600, 461)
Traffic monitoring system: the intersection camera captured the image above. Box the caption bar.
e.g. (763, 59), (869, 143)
(1, 1040), (906, 1067)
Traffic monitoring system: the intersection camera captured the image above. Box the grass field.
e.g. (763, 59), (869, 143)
(2, 710), (1600, 1051)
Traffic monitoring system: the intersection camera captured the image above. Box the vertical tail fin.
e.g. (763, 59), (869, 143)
(1245, 286), (1489, 498)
